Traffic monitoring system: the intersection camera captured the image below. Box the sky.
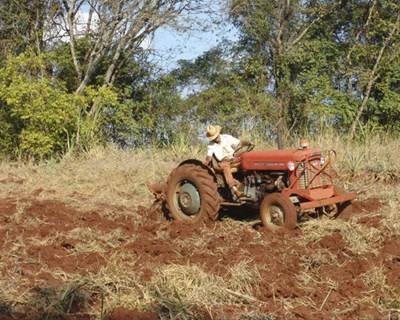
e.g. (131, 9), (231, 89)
(149, 3), (238, 71)
(76, 1), (238, 72)
(151, 26), (237, 71)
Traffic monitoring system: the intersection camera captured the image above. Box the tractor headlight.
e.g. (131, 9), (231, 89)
(320, 156), (325, 166)
(287, 161), (295, 171)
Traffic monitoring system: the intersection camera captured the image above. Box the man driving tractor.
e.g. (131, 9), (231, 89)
(203, 125), (253, 199)
(150, 125), (356, 227)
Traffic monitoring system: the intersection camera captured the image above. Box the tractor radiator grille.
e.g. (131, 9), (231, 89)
(298, 162), (308, 189)
(298, 161), (330, 189)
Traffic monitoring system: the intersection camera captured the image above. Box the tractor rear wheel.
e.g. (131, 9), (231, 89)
(260, 193), (297, 231)
(166, 164), (220, 223)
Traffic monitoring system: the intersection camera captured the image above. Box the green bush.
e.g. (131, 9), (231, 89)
(0, 53), (128, 159)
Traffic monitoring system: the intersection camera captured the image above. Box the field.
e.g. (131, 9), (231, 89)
(0, 135), (399, 320)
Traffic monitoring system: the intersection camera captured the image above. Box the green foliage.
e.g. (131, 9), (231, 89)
(185, 80), (275, 135)
(0, 0), (57, 57)
(190, 0), (400, 138)
(0, 53), (134, 159)
(0, 106), (16, 157)
(129, 74), (186, 146)
(76, 86), (131, 152)
(0, 53), (78, 159)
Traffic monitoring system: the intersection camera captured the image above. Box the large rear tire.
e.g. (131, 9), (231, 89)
(166, 164), (220, 223)
(260, 193), (297, 231)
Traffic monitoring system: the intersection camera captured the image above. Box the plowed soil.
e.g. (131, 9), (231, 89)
(0, 195), (398, 320)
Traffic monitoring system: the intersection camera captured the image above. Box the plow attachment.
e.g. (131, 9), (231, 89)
(299, 191), (357, 211)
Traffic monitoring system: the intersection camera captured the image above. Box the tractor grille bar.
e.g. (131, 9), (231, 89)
(298, 160), (330, 189)
(298, 162), (307, 189)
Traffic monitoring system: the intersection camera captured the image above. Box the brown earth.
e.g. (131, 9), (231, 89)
(0, 195), (398, 320)
(105, 308), (158, 320)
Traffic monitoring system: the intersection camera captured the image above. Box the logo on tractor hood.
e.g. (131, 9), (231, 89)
(253, 161), (286, 167)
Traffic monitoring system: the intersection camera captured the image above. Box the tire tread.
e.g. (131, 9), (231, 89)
(166, 164), (220, 223)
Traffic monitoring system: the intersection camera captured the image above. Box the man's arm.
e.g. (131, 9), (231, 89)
(204, 145), (214, 166)
(229, 135), (253, 151)
(238, 140), (253, 148)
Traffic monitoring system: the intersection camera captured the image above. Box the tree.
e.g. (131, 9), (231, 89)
(58, 0), (204, 95)
(0, 54), (78, 158)
(345, 1), (400, 138)
(229, 0), (340, 147)
(171, 46), (276, 136)
(0, 0), (59, 58)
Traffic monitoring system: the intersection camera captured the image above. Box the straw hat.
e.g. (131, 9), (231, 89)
(206, 125), (221, 141)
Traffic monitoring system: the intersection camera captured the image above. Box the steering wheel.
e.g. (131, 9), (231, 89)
(233, 143), (255, 157)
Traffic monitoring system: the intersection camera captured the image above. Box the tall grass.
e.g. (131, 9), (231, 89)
(0, 132), (399, 209)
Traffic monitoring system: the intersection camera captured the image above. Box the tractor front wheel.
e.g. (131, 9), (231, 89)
(166, 164), (220, 223)
(260, 193), (297, 231)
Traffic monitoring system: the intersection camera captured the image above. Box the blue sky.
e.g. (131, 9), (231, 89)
(152, 28), (223, 63)
(78, 1), (237, 72)
(150, 8), (238, 71)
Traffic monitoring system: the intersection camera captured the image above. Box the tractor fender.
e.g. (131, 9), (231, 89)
(178, 159), (218, 181)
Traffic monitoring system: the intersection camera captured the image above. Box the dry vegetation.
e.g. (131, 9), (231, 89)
(0, 134), (399, 320)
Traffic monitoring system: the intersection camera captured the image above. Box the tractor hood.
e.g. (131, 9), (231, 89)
(240, 148), (321, 171)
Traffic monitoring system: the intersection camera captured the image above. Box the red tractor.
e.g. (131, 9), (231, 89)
(151, 143), (356, 230)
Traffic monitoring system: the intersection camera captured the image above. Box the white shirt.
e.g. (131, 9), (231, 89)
(207, 134), (240, 161)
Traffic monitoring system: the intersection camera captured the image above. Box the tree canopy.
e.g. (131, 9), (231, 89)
(1, 0), (400, 159)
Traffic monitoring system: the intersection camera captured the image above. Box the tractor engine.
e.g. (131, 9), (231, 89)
(241, 172), (287, 202)
(238, 147), (330, 203)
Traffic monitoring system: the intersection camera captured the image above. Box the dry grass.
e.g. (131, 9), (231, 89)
(360, 267), (400, 315)
(146, 262), (263, 319)
(0, 144), (202, 213)
(296, 251), (339, 312)
(40, 260), (263, 319)
(0, 133), (400, 319)
(67, 227), (130, 253)
(299, 249), (339, 272)
(301, 218), (383, 255)
(378, 195), (400, 236)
